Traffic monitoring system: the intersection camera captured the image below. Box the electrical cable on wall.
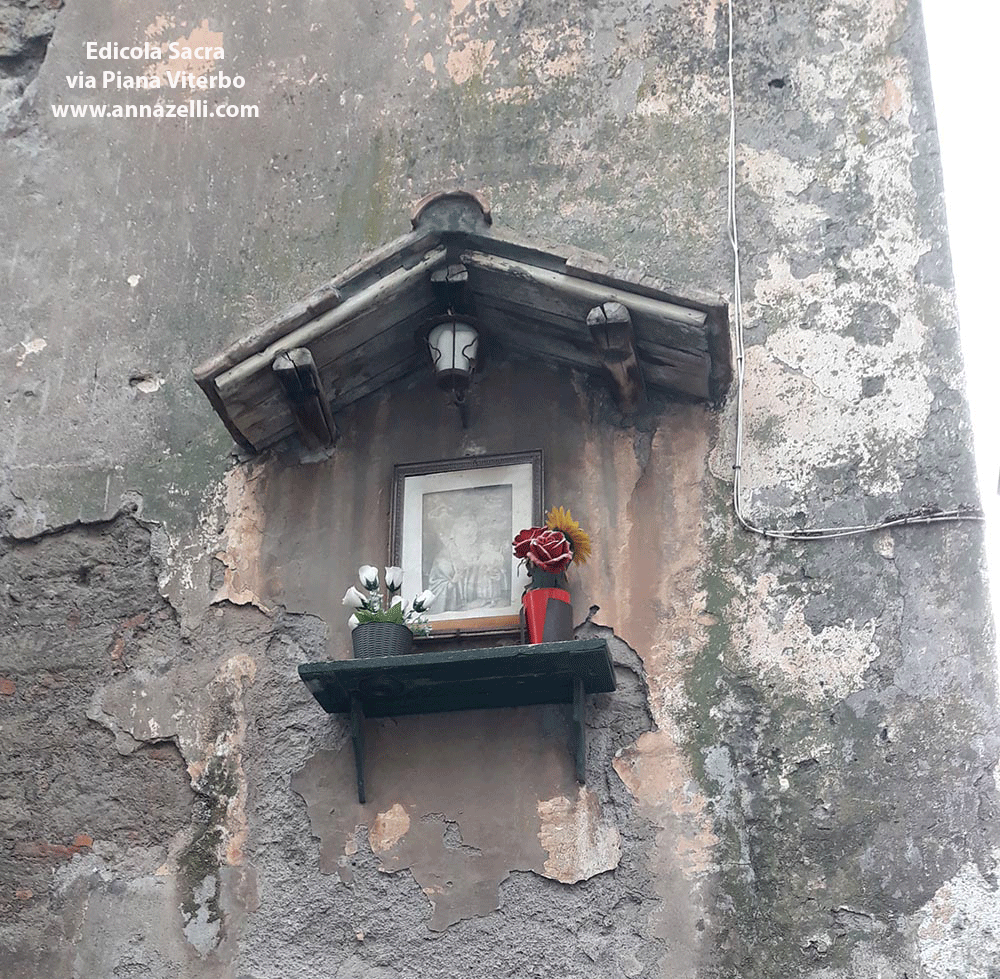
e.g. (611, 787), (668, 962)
(724, 0), (984, 540)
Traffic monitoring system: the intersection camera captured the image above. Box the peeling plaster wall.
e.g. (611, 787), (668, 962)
(1, 2), (998, 979)
(0, 0), (63, 105)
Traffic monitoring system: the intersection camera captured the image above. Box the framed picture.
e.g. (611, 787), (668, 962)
(390, 450), (543, 637)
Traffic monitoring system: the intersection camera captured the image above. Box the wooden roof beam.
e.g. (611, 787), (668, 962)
(272, 348), (338, 450)
(587, 302), (647, 414)
(215, 246), (447, 398)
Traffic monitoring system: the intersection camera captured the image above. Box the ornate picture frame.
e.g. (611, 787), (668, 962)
(390, 451), (543, 637)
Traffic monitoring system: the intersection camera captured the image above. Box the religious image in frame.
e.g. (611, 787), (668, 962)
(390, 451), (543, 636)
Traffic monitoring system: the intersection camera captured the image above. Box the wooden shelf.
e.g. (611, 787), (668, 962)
(298, 638), (615, 802)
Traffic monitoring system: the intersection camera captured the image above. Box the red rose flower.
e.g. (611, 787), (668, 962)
(527, 529), (573, 573)
(512, 526), (545, 559)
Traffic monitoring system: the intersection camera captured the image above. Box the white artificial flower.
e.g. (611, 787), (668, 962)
(391, 595), (403, 608)
(412, 589), (436, 612)
(342, 586), (367, 608)
(358, 565), (380, 590)
(348, 614), (360, 630)
(384, 566), (403, 591)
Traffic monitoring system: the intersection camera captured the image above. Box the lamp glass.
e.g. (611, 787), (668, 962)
(427, 320), (478, 376)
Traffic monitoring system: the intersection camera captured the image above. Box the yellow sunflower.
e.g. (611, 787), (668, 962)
(545, 506), (592, 565)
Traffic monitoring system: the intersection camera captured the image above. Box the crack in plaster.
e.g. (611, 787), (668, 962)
(1, 493), (145, 543)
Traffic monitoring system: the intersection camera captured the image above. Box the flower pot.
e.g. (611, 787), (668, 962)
(522, 587), (573, 644)
(527, 567), (565, 589)
(352, 621), (414, 658)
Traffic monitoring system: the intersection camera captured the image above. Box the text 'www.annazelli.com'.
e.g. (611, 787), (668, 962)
(51, 101), (259, 120)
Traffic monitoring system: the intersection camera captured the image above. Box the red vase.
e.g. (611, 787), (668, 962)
(522, 587), (573, 644)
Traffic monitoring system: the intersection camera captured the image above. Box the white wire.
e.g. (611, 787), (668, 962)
(724, 0), (983, 541)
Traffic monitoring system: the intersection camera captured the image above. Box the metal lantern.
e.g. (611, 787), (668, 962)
(425, 317), (479, 402)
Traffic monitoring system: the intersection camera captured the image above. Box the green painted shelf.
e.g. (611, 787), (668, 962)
(299, 638), (615, 802)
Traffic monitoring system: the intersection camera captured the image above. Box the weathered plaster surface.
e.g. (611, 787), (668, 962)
(210, 463), (272, 614)
(0, 0), (63, 106)
(734, 572), (881, 704)
(145, 19), (225, 86)
(538, 786), (622, 884)
(916, 843), (1000, 979)
(2, 0), (997, 977)
(290, 708), (627, 931)
(1, 519), (262, 977)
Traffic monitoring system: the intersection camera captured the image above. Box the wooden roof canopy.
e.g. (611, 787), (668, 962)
(193, 190), (732, 453)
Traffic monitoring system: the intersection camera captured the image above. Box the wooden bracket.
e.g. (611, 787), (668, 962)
(587, 302), (647, 413)
(572, 676), (586, 783)
(271, 347), (338, 450)
(350, 693), (366, 804)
